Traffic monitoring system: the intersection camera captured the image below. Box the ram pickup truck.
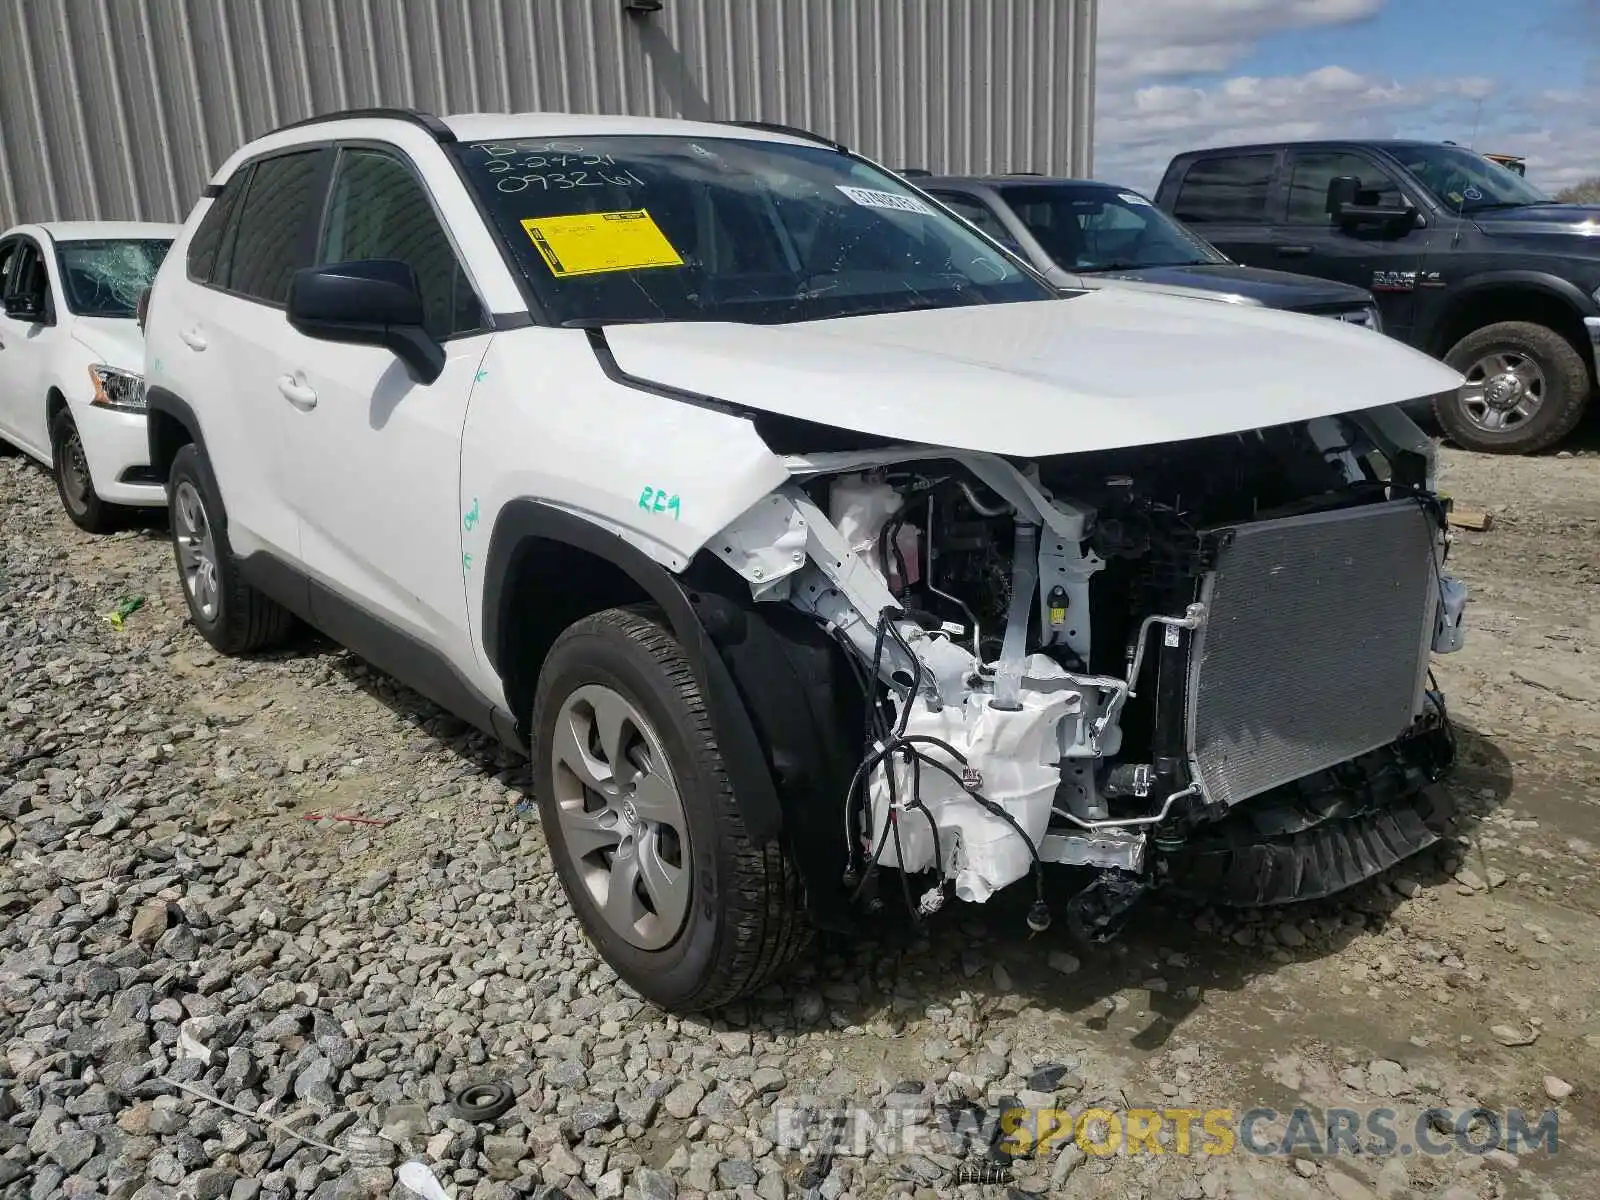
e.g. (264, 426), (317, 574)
(1155, 139), (1600, 454)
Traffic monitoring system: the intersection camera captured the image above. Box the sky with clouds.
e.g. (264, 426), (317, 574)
(1094, 0), (1599, 195)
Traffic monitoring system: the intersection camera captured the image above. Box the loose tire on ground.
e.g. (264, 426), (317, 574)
(166, 443), (294, 655)
(50, 408), (120, 534)
(1437, 320), (1591, 454)
(533, 605), (810, 1010)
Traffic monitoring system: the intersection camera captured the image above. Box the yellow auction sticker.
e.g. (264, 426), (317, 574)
(521, 210), (684, 278)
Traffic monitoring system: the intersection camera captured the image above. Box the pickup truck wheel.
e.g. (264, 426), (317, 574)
(167, 443), (294, 654)
(50, 408), (120, 533)
(533, 605), (809, 1010)
(1438, 321), (1590, 454)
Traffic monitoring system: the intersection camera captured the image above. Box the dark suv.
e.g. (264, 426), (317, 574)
(917, 174), (1383, 328)
(1155, 140), (1600, 454)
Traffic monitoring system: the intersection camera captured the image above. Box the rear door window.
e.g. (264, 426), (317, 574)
(1172, 154), (1277, 224)
(187, 172), (249, 283)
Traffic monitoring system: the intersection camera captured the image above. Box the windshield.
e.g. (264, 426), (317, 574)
(453, 136), (1053, 325)
(999, 183), (1228, 272)
(1392, 145), (1552, 212)
(55, 239), (172, 318)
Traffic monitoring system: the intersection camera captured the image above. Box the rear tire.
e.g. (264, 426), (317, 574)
(533, 605), (809, 1011)
(167, 443), (294, 654)
(51, 408), (121, 533)
(1437, 321), (1590, 454)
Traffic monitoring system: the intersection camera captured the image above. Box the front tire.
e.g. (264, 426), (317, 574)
(167, 443), (294, 655)
(51, 408), (121, 533)
(1437, 321), (1591, 454)
(533, 606), (809, 1011)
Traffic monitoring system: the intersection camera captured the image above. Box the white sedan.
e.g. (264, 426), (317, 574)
(0, 221), (178, 531)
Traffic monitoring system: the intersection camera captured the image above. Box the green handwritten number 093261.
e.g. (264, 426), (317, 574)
(638, 487), (681, 520)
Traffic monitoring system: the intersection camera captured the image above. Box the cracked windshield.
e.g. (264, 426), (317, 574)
(456, 135), (1054, 324)
(56, 238), (172, 318)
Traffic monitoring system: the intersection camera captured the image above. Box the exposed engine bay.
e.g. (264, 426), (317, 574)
(709, 405), (1468, 941)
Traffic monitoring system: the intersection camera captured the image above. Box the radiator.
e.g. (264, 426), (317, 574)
(1185, 499), (1439, 808)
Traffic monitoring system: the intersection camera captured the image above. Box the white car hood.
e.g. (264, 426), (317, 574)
(602, 288), (1462, 457)
(70, 317), (145, 372)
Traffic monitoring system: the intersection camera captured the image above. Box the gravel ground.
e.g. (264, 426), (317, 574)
(2, 440), (1598, 1200)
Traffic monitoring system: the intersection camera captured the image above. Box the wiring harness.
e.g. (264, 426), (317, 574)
(838, 607), (1052, 932)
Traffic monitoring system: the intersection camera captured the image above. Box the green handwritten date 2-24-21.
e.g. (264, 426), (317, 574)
(638, 487), (681, 519)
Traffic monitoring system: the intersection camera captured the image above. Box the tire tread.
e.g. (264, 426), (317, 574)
(50, 408), (119, 534)
(169, 444), (294, 655)
(1439, 320), (1591, 454)
(544, 605), (810, 1009)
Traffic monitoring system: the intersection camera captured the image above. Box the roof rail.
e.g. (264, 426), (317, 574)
(723, 120), (846, 153)
(268, 107), (456, 143)
(896, 167), (932, 177)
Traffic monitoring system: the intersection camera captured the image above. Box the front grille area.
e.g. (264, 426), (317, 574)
(1186, 499), (1438, 808)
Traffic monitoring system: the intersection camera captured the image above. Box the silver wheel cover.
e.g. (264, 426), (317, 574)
(549, 683), (692, 950)
(173, 479), (220, 621)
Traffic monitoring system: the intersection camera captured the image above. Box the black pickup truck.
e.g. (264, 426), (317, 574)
(1154, 139), (1600, 453)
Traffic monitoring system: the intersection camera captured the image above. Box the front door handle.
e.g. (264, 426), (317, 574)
(277, 375), (318, 411)
(1276, 245), (1313, 257)
(179, 327), (208, 351)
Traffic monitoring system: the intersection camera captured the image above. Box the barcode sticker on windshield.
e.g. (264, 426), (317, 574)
(1118, 192), (1153, 206)
(835, 186), (935, 215)
(521, 210), (684, 277)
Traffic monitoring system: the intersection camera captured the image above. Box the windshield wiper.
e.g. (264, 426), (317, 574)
(559, 316), (672, 328)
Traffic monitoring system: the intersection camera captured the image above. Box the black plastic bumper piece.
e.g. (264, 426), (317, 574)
(1161, 722), (1456, 906)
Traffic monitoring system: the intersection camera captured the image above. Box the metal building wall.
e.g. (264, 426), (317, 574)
(0, 0), (1097, 229)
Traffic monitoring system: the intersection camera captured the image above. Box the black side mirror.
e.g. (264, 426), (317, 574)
(1325, 174), (1417, 231)
(286, 260), (444, 385)
(3, 292), (44, 323)
(1325, 176), (1360, 214)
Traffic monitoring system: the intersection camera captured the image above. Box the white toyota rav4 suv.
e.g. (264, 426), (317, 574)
(144, 108), (1469, 1011)
(0, 222), (177, 530)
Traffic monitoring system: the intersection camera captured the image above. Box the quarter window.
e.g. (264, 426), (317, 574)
(319, 148), (484, 340)
(225, 150), (330, 305)
(1172, 154), (1276, 224)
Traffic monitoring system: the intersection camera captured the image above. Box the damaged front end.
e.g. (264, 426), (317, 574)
(707, 405), (1467, 942)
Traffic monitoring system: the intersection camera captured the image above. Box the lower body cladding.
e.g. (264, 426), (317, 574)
(711, 409), (1468, 940)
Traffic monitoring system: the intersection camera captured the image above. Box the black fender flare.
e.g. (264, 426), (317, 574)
(144, 386), (211, 483)
(482, 500), (785, 842)
(1425, 269), (1599, 353)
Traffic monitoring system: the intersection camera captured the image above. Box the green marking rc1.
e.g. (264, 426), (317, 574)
(637, 487), (681, 520)
(463, 498), (480, 531)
